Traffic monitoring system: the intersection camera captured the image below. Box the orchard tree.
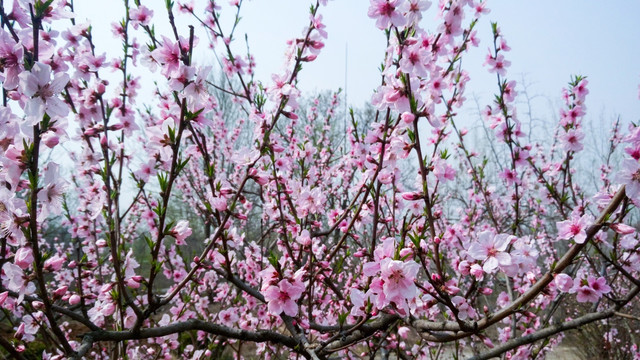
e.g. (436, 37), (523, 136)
(0, 0), (639, 359)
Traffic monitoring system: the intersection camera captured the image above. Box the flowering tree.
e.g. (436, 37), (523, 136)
(0, 0), (639, 359)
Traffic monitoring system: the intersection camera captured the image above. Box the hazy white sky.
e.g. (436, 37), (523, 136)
(72, 0), (639, 126)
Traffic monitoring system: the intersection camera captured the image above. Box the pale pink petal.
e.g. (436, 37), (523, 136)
(19, 73), (38, 97)
(495, 252), (511, 266)
(482, 256), (498, 273)
(49, 73), (70, 93)
(45, 97), (69, 118)
(31, 62), (52, 86)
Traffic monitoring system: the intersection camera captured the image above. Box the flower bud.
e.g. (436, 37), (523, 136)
(611, 223), (635, 235)
(480, 287), (493, 295)
(53, 286), (68, 298)
(14, 323), (25, 340)
(401, 112), (415, 124)
(401, 192), (423, 201)
(69, 294), (81, 305)
(41, 131), (60, 148)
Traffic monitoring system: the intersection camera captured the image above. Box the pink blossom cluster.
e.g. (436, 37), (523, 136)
(0, 0), (638, 359)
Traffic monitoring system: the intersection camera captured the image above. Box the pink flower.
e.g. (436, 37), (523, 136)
(14, 322), (25, 340)
(399, 43), (430, 77)
(171, 220), (192, 245)
(231, 147), (260, 166)
(296, 229), (312, 246)
(404, 0), (430, 25)
(37, 163), (67, 221)
(249, 168), (269, 186)
(210, 196), (228, 212)
(397, 326), (410, 339)
(616, 158), (640, 205)
(573, 79), (589, 102)
(13, 247), (33, 269)
(554, 273), (573, 292)
(469, 264), (484, 280)
(485, 53), (511, 77)
(587, 276), (612, 297)
(561, 129), (585, 152)
(168, 64), (195, 91)
(295, 187), (325, 216)
(129, 5), (153, 29)
(575, 285), (598, 303)
(184, 65), (212, 106)
(498, 168), (520, 186)
(134, 159), (157, 183)
(18, 62), (69, 123)
(349, 288), (368, 317)
(468, 231), (513, 273)
(503, 80), (517, 102)
(263, 279), (305, 316)
(88, 299), (116, 326)
(560, 106), (585, 127)
(2, 262), (25, 295)
(433, 159), (456, 182)
(574, 276), (611, 303)
(0, 29), (23, 89)
(379, 258), (420, 304)
(368, 0), (407, 30)
(219, 308), (239, 327)
(152, 36), (182, 77)
(451, 296), (476, 320)
(556, 214), (593, 244)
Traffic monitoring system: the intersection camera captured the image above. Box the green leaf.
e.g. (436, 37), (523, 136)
(338, 312), (348, 327)
(176, 156), (191, 174)
(157, 172), (168, 193)
(407, 129), (415, 143)
(144, 235), (154, 250)
(155, 260), (164, 274)
(408, 232), (420, 248)
(267, 251), (279, 268)
(491, 22), (498, 35)
(164, 221), (176, 236)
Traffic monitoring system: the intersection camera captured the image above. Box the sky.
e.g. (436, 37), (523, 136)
(71, 0), (640, 130)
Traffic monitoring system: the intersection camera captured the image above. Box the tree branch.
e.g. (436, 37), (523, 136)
(84, 319), (297, 348)
(471, 283), (640, 360)
(413, 186), (627, 341)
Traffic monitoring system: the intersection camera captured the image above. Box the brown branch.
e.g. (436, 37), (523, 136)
(470, 283), (640, 360)
(70, 335), (94, 360)
(413, 186), (627, 341)
(469, 309), (614, 360)
(84, 319), (297, 348)
(319, 314), (398, 355)
(0, 334), (26, 360)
